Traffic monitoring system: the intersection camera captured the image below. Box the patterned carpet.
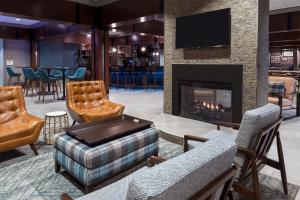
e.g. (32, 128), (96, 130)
(0, 138), (299, 200)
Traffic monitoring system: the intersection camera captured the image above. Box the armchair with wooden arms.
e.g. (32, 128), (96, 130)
(268, 76), (300, 118)
(0, 86), (44, 155)
(66, 81), (125, 125)
(184, 103), (287, 200)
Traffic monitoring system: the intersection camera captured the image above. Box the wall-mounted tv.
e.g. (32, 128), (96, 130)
(176, 8), (231, 49)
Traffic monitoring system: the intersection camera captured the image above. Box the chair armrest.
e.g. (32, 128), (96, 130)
(146, 156), (167, 167)
(237, 146), (256, 158)
(217, 122), (240, 130)
(183, 135), (208, 152)
(60, 193), (73, 200)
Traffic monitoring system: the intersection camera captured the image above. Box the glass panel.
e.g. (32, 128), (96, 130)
(180, 84), (232, 123)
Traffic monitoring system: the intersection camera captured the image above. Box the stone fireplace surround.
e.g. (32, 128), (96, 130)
(172, 64), (243, 123)
(163, 0), (269, 116)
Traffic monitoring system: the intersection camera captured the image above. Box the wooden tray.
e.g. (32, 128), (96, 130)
(65, 115), (153, 147)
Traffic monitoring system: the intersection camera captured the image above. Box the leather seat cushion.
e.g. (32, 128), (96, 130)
(0, 116), (39, 143)
(79, 102), (124, 122)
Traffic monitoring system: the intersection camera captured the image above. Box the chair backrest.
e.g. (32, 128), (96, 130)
(22, 68), (30, 79)
(126, 135), (237, 200)
(37, 69), (50, 81)
(67, 81), (107, 109)
(269, 76), (296, 100)
(6, 67), (16, 77)
(74, 67), (86, 80)
(0, 86), (26, 125)
(234, 103), (281, 169)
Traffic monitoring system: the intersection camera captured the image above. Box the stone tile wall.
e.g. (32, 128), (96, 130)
(164, 0), (269, 114)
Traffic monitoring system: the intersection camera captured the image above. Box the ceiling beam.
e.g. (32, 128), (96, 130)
(270, 30), (300, 41)
(100, 0), (163, 25)
(0, 0), (96, 25)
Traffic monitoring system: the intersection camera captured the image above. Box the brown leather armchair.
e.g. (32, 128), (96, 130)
(0, 86), (44, 155)
(67, 81), (125, 124)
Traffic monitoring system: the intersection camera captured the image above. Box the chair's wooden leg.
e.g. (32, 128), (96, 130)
(8, 77), (11, 85)
(17, 76), (20, 85)
(52, 82), (56, 99)
(55, 160), (61, 173)
(55, 81), (59, 97)
(251, 157), (261, 200)
(29, 144), (38, 155)
(25, 80), (29, 96)
(276, 133), (288, 195)
(31, 80), (34, 96)
(72, 120), (76, 126)
(42, 83), (45, 102)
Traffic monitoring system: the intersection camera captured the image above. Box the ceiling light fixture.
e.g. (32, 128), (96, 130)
(15, 18), (21, 21)
(140, 17), (146, 23)
(87, 33), (91, 37)
(111, 23), (117, 28)
(141, 46), (146, 52)
(112, 47), (117, 53)
(112, 29), (117, 32)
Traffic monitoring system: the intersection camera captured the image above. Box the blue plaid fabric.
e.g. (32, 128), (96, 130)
(54, 142), (158, 185)
(54, 127), (159, 169)
(268, 82), (285, 96)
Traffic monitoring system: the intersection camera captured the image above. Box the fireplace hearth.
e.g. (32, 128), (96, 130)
(172, 64), (243, 123)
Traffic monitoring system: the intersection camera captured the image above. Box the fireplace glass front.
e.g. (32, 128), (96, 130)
(180, 83), (232, 123)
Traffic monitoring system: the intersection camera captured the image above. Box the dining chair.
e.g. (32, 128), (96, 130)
(37, 69), (59, 102)
(6, 67), (22, 85)
(22, 68), (40, 96)
(67, 67), (86, 81)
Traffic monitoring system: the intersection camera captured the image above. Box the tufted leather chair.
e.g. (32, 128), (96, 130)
(67, 81), (125, 124)
(0, 86), (44, 155)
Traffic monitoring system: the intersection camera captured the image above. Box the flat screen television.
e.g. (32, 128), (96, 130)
(176, 8), (231, 49)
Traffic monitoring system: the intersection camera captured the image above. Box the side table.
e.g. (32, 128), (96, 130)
(43, 111), (69, 144)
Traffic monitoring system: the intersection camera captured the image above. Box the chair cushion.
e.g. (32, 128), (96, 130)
(77, 101), (125, 122)
(187, 130), (236, 151)
(268, 81), (285, 96)
(268, 96), (292, 108)
(0, 115), (42, 143)
(126, 135), (237, 200)
(235, 103), (280, 151)
(269, 76), (296, 100)
(54, 127), (159, 169)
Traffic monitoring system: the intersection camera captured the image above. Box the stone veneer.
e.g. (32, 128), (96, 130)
(164, 0), (269, 114)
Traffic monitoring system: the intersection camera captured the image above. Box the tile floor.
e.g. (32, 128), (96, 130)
(25, 89), (300, 199)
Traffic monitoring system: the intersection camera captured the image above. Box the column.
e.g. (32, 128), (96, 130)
(91, 28), (110, 90)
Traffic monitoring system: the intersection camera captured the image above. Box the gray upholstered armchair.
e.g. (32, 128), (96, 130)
(184, 103), (287, 200)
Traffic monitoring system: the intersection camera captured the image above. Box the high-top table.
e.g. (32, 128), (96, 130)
(40, 66), (74, 100)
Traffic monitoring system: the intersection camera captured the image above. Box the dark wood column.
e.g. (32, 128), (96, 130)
(30, 40), (38, 69)
(91, 28), (110, 89)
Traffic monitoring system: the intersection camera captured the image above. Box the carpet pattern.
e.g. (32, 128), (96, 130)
(0, 138), (299, 200)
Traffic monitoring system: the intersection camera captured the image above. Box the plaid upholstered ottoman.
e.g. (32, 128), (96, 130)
(53, 127), (159, 192)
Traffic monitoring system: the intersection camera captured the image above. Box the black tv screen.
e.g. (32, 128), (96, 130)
(176, 8), (231, 49)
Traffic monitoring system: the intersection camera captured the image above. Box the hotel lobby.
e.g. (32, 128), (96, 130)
(0, 0), (300, 200)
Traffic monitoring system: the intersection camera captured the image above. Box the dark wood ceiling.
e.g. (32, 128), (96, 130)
(270, 11), (300, 49)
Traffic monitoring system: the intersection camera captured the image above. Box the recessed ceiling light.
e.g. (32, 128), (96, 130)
(15, 18), (21, 21)
(140, 17), (146, 23)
